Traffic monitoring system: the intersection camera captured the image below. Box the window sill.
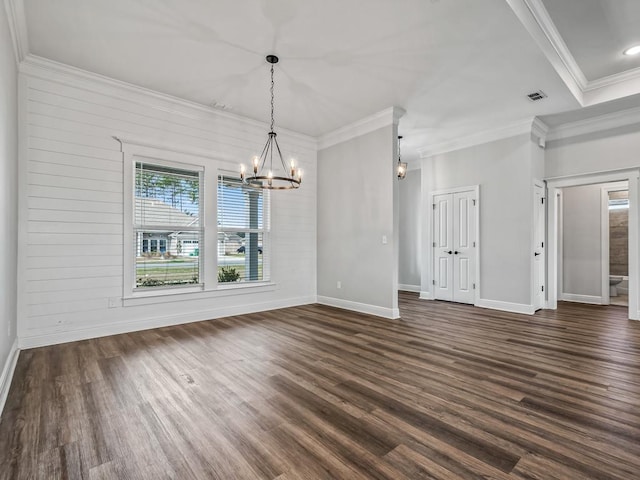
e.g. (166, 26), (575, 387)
(122, 282), (277, 307)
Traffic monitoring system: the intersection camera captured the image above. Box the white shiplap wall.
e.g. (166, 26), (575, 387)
(18, 56), (317, 348)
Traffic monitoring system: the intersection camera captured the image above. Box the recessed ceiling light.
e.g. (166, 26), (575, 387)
(623, 45), (640, 56)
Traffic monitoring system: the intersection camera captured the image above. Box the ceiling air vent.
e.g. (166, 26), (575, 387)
(527, 90), (547, 102)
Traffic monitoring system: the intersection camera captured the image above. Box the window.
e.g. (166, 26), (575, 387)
(217, 174), (270, 283)
(134, 162), (202, 289)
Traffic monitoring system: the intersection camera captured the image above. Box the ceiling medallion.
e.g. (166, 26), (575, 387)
(240, 55), (302, 190)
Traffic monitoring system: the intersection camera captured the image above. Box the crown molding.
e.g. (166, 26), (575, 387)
(317, 106), (406, 150)
(521, 0), (587, 89)
(418, 118), (540, 158)
(531, 117), (549, 141)
(586, 65), (640, 92)
(546, 105), (640, 142)
(507, 0), (640, 106)
(505, 0), (584, 105)
(19, 54), (318, 150)
(3, 0), (29, 64)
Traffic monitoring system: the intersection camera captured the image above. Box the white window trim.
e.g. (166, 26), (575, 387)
(123, 146), (205, 297)
(118, 137), (277, 304)
(217, 169), (272, 284)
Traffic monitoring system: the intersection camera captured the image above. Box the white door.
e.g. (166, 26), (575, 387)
(533, 184), (545, 310)
(433, 190), (476, 304)
(452, 191), (475, 304)
(433, 194), (453, 300)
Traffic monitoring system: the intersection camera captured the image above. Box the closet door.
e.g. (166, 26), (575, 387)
(432, 190), (477, 304)
(433, 193), (454, 301)
(452, 191), (475, 304)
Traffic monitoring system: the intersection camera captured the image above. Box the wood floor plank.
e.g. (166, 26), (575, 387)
(1, 295), (640, 479)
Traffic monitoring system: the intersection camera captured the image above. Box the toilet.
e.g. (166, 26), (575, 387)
(610, 276), (623, 296)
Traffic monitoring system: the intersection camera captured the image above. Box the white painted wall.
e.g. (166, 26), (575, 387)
(545, 125), (640, 178)
(398, 169), (421, 290)
(561, 184), (603, 298)
(421, 133), (537, 308)
(317, 126), (399, 318)
(0, 4), (19, 409)
(18, 58), (317, 347)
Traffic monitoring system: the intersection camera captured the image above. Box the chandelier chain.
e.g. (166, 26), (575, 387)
(270, 64), (275, 132)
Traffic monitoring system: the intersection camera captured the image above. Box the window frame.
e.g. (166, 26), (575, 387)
(120, 139), (275, 303)
(122, 141), (208, 298)
(132, 159), (204, 292)
(217, 171), (271, 285)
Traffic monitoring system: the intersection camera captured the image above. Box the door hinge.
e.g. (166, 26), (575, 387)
(541, 241), (544, 248)
(473, 241), (476, 247)
(433, 242), (436, 247)
(473, 283), (476, 290)
(432, 280), (436, 285)
(541, 197), (545, 204)
(542, 285), (544, 292)
(433, 203), (436, 209)
(472, 199), (476, 206)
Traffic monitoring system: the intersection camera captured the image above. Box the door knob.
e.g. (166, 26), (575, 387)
(454, 251), (460, 255)
(445, 250), (452, 254)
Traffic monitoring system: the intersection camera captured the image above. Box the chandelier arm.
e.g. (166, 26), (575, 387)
(269, 134), (274, 172)
(256, 136), (271, 174)
(272, 135), (292, 182)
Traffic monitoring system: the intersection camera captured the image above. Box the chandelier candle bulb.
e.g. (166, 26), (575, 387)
(240, 164), (246, 181)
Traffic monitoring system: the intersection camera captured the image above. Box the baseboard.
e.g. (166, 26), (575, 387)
(316, 296), (400, 319)
(19, 296), (317, 349)
(560, 293), (604, 305)
(398, 284), (420, 293)
(0, 339), (20, 417)
(419, 291), (434, 300)
(476, 299), (535, 315)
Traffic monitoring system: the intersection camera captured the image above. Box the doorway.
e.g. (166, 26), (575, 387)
(603, 186), (629, 307)
(431, 187), (478, 304)
(546, 169), (639, 320)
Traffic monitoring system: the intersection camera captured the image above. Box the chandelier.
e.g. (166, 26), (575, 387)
(397, 135), (407, 179)
(241, 55), (302, 190)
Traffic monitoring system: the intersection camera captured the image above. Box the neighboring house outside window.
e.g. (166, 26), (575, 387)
(134, 162), (202, 289)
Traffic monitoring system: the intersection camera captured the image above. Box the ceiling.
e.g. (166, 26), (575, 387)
(15, 0), (640, 158)
(541, 0), (640, 80)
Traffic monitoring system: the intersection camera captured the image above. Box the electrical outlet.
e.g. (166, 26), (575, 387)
(337, 281), (341, 289)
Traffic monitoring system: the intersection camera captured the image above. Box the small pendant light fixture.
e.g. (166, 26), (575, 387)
(240, 55), (302, 190)
(397, 135), (407, 180)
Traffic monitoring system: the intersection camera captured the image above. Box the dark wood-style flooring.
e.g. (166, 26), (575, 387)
(2, 293), (640, 479)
